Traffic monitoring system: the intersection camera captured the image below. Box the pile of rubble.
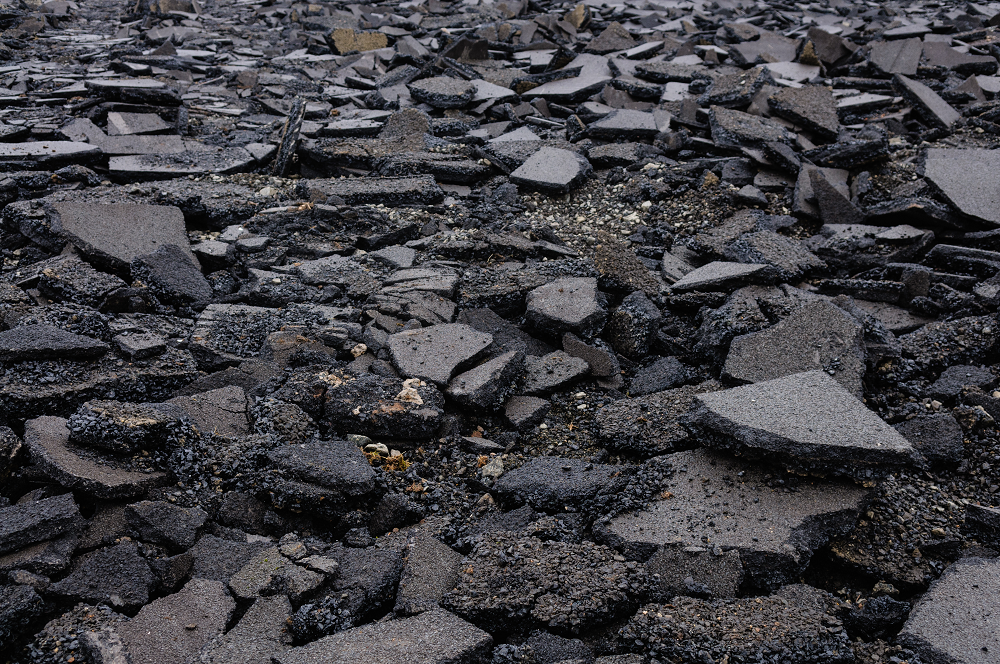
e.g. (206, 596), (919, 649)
(0, 0), (999, 662)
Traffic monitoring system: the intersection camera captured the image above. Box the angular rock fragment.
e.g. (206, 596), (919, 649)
(629, 357), (689, 396)
(444, 533), (645, 634)
(510, 147), (592, 194)
(320, 372), (445, 439)
(723, 231), (826, 282)
(894, 74), (961, 129)
(620, 585), (851, 661)
(505, 396), (551, 431)
(0, 325), (108, 362)
(898, 556), (1000, 664)
(388, 323), (493, 386)
(0, 585), (45, 645)
(408, 77), (476, 109)
(49, 541), (155, 611)
(119, 578), (235, 664)
(670, 262), (774, 292)
(168, 385), (249, 438)
(869, 38), (922, 76)
(723, 300), (866, 395)
(607, 291), (661, 358)
(768, 85), (840, 139)
(588, 109), (658, 140)
(0, 493), (81, 555)
(124, 500), (207, 551)
(394, 534), (464, 616)
(522, 351), (590, 395)
(25, 417), (168, 499)
(199, 595), (292, 664)
(68, 400), (181, 454)
(525, 277), (607, 339)
(275, 610), (491, 664)
(446, 350), (525, 412)
(597, 448), (867, 589)
(131, 243), (211, 305)
(44, 202), (194, 270)
(595, 382), (721, 456)
(685, 370), (918, 480)
(928, 365), (995, 400)
(494, 458), (629, 512)
(229, 546), (323, 602)
(265, 440), (381, 507)
(109, 149), (255, 180)
(709, 106), (794, 149)
(921, 149), (1000, 226)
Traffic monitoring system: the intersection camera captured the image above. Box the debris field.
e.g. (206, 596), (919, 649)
(0, 0), (999, 662)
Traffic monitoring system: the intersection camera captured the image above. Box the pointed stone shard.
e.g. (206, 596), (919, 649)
(684, 370), (918, 480)
(894, 74), (960, 129)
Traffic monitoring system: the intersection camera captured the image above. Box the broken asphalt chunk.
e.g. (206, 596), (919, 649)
(685, 370), (918, 480)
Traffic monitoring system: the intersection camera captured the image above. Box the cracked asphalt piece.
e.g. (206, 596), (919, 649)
(685, 370), (919, 481)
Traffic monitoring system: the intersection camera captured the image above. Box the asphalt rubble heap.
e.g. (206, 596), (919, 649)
(0, 0), (1000, 662)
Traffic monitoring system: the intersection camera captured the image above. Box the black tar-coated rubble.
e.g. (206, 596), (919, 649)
(0, 0), (999, 663)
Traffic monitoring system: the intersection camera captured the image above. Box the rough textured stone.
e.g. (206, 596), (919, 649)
(620, 585), (851, 662)
(47, 202), (194, 270)
(0, 325), (109, 362)
(710, 106), (794, 148)
(607, 291), (661, 358)
(274, 609), (492, 664)
(199, 595), (292, 664)
(504, 396), (551, 430)
(25, 416), (168, 499)
(629, 357), (689, 396)
(921, 148), (1000, 226)
(522, 351), (590, 395)
(49, 542), (155, 611)
(0, 493), (81, 555)
(723, 300), (866, 395)
(595, 382), (721, 456)
(646, 545), (744, 600)
(869, 38), (922, 75)
(446, 350), (525, 412)
(120, 578), (235, 664)
(124, 500), (208, 551)
(687, 371), (917, 480)
(394, 533), (464, 616)
(894, 74), (960, 128)
(670, 262), (773, 292)
(510, 148), (593, 194)
(596, 448), (868, 590)
(443, 533), (645, 634)
(525, 277), (607, 339)
(898, 556), (1000, 664)
(407, 77), (476, 109)
(131, 243), (211, 304)
(388, 323), (493, 386)
(494, 457), (628, 512)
